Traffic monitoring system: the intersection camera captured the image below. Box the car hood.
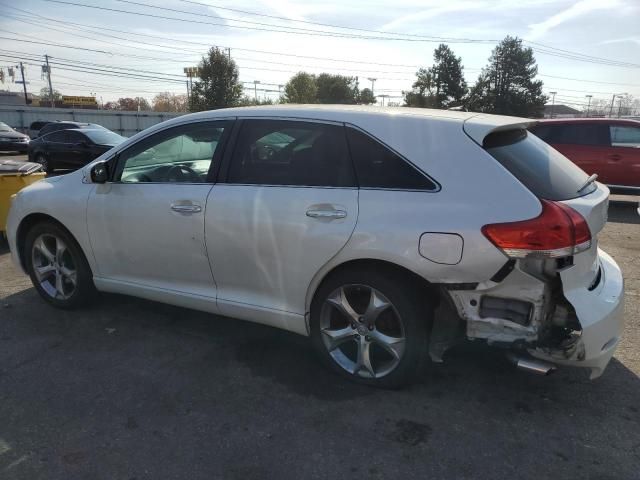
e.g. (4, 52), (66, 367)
(0, 131), (28, 139)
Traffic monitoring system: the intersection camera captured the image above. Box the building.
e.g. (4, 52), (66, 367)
(543, 104), (581, 118)
(0, 90), (36, 106)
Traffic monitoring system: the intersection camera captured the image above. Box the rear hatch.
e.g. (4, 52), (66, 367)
(482, 127), (608, 292)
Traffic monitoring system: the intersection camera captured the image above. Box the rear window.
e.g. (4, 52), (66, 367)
(484, 129), (596, 201)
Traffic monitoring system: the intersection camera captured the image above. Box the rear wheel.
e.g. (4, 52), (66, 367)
(311, 268), (431, 388)
(25, 221), (95, 308)
(35, 153), (51, 173)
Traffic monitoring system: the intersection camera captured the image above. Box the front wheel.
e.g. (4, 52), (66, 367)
(35, 153), (52, 173)
(310, 268), (431, 388)
(25, 221), (96, 308)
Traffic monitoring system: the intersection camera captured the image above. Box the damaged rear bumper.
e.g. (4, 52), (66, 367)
(529, 248), (624, 379)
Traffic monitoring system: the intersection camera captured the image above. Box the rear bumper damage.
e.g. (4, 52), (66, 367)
(445, 248), (624, 379)
(529, 249), (624, 379)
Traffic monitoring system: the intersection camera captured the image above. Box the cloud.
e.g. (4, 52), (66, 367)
(527, 0), (621, 40)
(381, 1), (486, 31)
(600, 36), (640, 47)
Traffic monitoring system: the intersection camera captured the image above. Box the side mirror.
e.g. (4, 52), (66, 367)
(90, 162), (109, 184)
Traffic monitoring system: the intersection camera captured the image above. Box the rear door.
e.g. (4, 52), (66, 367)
(43, 131), (68, 166)
(607, 123), (640, 187)
(205, 119), (358, 319)
(65, 131), (88, 167)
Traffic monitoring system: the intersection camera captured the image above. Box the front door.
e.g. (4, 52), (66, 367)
(87, 120), (232, 298)
(205, 119), (358, 322)
(607, 123), (640, 187)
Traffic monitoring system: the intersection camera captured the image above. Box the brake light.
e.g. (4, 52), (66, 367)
(482, 200), (591, 258)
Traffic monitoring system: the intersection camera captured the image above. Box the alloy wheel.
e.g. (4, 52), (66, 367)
(36, 154), (48, 171)
(320, 284), (406, 379)
(31, 233), (77, 300)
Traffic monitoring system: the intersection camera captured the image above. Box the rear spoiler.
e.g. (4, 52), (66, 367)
(463, 113), (538, 146)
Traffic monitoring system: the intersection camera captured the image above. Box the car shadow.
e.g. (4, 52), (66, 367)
(608, 200), (639, 224)
(1, 286), (639, 477)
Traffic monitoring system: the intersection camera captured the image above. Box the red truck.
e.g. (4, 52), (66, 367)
(529, 118), (640, 194)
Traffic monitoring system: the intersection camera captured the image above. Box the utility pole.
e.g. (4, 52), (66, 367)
(549, 91), (557, 118)
(44, 54), (54, 108)
(17, 62), (29, 105)
(617, 95), (624, 118)
(367, 77), (377, 96)
(585, 95), (592, 118)
(186, 80), (190, 105)
(609, 94), (615, 117)
(227, 48), (231, 60)
(253, 80), (260, 102)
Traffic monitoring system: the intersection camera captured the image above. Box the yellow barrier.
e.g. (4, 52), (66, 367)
(0, 172), (46, 234)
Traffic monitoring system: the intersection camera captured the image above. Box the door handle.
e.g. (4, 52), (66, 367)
(306, 209), (347, 219)
(608, 154), (622, 161)
(171, 203), (202, 214)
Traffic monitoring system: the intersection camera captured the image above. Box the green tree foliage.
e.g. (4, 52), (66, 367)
(431, 44), (467, 107)
(315, 73), (359, 104)
(404, 45), (466, 108)
(283, 72), (318, 103)
(236, 96), (275, 106)
(466, 36), (546, 117)
(358, 88), (376, 105)
(189, 47), (243, 111)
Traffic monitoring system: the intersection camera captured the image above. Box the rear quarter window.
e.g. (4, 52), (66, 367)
(484, 129), (596, 201)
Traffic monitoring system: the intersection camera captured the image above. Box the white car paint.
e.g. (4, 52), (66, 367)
(5, 105), (625, 378)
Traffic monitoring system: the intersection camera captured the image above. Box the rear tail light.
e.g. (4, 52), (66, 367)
(482, 200), (591, 259)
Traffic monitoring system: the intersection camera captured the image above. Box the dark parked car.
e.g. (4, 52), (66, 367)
(36, 121), (107, 138)
(28, 128), (125, 172)
(529, 118), (640, 193)
(28, 120), (51, 139)
(0, 122), (30, 153)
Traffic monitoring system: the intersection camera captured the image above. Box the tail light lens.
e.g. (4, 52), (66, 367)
(482, 200), (591, 258)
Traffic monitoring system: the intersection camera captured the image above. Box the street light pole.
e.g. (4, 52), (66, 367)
(585, 95), (592, 118)
(367, 77), (377, 96)
(549, 91), (557, 118)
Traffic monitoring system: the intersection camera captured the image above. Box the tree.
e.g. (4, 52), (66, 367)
(152, 92), (188, 112)
(404, 44), (467, 108)
(358, 88), (376, 105)
(236, 96), (275, 106)
(115, 97), (151, 111)
(283, 72), (317, 104)
(466, 36), (546, 117)
(103, 101), (119, 110)
(189, 47), (243, 111)
(315, 74), (358, 104)
(39, 87), (62, 103)
(404, 68), (436, 107)
(431, 44), (467, 108)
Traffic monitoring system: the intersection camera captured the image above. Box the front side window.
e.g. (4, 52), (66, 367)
(116, 121), (228, 183)
(345, 127), (437, 190)
(227, 120), (355, 187)
(67, 131), (86, 144)
(610, 125), (640, 147)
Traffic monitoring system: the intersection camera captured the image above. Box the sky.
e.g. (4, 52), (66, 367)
(0, 0), (638, 108)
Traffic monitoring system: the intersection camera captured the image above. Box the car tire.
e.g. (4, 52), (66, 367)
(310, 267), (431, 388)
(24, 221), (96, 309)
(35, 153), (52, 173)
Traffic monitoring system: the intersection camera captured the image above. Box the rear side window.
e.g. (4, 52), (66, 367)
(553, 124), (609, 146)
(485, 129), (596, 201)
(345, 127), (437, 190)
(45, 131), (68, 143)
(228, 120), (355, 187)
(610, 125), (640, 147)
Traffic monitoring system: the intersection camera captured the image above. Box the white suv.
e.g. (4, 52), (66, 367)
(6, 106), (624, 388)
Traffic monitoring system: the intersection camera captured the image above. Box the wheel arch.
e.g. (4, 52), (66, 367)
(305, 258), (441, 330)
(16, 213), (84, 272)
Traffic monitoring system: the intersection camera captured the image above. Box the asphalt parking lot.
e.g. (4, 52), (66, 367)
(0, 154), (639, 479)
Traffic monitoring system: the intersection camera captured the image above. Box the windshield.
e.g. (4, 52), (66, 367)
(0, 122), (12, 132)
(83, 129), (125, 145)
